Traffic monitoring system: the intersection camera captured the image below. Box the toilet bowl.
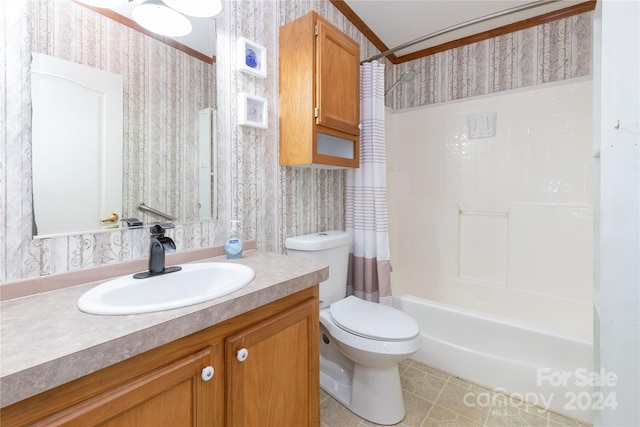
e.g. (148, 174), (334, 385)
(285, 231), (420, 425)
(319, 296), (420, 425)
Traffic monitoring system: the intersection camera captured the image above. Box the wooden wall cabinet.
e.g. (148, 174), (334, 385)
(1, 288), (319, 427)
(279, 11), (360, 168)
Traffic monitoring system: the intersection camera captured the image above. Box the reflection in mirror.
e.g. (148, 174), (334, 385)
(198, 108), (217, 221)
(29, 0), (217, 237)
(73, 0), (217, 64)
(31, 53), (124, 235)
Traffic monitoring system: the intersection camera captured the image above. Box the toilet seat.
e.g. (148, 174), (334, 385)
(330, 296), (419, 341)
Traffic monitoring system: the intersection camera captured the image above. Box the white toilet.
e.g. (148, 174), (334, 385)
(285, 231), (420, 425)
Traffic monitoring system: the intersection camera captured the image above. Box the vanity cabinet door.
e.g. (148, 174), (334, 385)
(225, 299), (319, 427)
(35, 346), (220, 427)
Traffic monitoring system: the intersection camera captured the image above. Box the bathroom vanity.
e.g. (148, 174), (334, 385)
(0, 250), (326, 426)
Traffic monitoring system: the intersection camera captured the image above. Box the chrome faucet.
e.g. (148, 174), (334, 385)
(134, 223), (182, 279)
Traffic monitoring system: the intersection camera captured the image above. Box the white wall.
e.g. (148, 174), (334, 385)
(387, 79), (593, 339)
(593, 0), (640, 425)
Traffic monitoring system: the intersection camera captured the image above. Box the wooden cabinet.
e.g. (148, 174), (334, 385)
(226, 299), (319, 426)
(32, 346), (220, 427)
(279, 11), (360, 168)
(0, 287), (319, 427)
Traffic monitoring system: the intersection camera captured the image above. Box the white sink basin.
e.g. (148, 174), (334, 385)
(77, 262), (255, 315)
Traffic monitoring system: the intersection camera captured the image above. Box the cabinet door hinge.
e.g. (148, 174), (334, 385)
(314, 107), (319, 118)
(315, 24), (318, 36)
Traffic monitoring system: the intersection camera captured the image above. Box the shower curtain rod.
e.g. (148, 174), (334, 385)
(361, 0), (562, 63)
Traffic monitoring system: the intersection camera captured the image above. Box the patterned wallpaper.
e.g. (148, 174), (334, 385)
(0, 0), (592, 284)
(222, 0), (386, 255)
(387, 12), (592, 110)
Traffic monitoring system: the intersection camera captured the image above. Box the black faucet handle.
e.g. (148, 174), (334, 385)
(149, 223), (174, 237)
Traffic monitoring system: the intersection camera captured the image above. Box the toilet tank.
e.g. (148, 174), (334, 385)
(285, 231), (350, 308)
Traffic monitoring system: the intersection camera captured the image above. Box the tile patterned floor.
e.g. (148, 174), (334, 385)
(320, 360), (592, 427)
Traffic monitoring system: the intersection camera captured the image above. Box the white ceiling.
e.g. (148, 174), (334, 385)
(342, 0), (591, 59)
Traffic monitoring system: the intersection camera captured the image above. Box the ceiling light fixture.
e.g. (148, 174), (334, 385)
(132, 0), (193, 37)
(163, 0), (223, 18)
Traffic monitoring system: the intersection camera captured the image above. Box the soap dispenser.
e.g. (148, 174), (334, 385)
(225, 220), (243, 259)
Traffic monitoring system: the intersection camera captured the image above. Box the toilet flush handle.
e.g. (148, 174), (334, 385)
(237, 348), (249, 362)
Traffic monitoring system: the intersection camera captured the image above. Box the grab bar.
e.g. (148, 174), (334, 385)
(137, 203), (177, 221)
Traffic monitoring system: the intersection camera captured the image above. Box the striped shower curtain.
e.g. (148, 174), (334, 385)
(346, 60), (392, 306)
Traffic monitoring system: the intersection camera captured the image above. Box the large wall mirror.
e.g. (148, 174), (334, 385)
(29, 0), (218, 237)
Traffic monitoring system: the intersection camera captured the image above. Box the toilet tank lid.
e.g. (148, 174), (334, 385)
(285, 231), (351, 251)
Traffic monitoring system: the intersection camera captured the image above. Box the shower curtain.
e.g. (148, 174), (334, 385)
(346, 60), (392, 306)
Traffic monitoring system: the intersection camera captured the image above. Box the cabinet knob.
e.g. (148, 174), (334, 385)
(201, 365), (214, 381)
(237, 348), (249, 362)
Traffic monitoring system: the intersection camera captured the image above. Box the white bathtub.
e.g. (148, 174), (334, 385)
(393, 294), (594, 423)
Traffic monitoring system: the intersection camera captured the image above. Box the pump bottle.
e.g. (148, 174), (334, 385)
(225, 220), (243, 259)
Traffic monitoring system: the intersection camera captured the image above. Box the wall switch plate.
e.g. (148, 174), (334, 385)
(468, 112), (497, 138)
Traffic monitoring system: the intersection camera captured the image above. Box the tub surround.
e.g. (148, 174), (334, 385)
(0, 249), (328, 408)
(387, 79), (593, 331)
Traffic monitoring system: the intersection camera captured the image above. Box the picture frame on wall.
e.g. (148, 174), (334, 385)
(237, 37), (266, 78)
(238, 93), (268, 129)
